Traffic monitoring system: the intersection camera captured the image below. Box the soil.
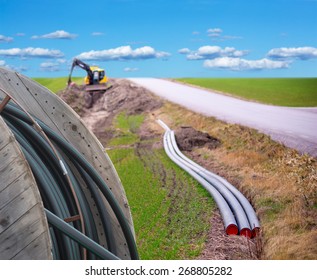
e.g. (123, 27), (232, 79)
(59, 78), (258, 260)
(175, 126), (221, 152)
(59, 78), (163, 145)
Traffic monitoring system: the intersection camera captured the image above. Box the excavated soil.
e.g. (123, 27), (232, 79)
(175, 126), (221, 151)
(59, 78), (258, 260)
(59, 78), (163, 145)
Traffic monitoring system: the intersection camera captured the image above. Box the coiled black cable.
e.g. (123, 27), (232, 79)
(1, 102), (139, 260)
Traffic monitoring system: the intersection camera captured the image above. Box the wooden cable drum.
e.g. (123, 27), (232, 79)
(0, 67), (135, 260)
(0, 116), (52, 259)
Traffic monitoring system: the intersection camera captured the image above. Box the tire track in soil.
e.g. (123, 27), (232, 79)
(135, 146), (205, 244)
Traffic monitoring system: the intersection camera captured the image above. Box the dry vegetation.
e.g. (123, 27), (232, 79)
(152, 102), (317, 260)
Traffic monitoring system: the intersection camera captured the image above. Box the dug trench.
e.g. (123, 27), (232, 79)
(59, 79), (317, 260)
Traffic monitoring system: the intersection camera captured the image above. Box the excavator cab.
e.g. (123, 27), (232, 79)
(85, 66), (107, 86)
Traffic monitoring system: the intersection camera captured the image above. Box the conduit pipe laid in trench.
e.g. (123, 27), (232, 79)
(169, 130), (260, 236)
(158, 119), (260, 238)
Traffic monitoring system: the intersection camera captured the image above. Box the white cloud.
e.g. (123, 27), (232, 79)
(124, 67), (139, 72)
(40, 59), (66, 72)
(178, 48), (191, 54)
(182, 45), (248, 60)
(57, 59), (66, 64)
(77, 45), (170, 61)
(207, 28), (223, 35)
(204, 57), (290, 71)
(207, 28), (242, 41)
(40, 62), (60, 72)
(221, 35), (243, 40)
(91, 32), (105, 36)
(0, 47), (64, 58)
(199, 45), (223, 55)
(0, 60), (27, 72)
(267, 47), (317, 60)
(31, 30), (77, 40)
(0, 35), (13, 43)
(13, 65), (28, 72)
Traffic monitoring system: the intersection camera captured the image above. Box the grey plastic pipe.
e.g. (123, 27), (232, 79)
(158, 119), (260, 237)
(163, 130), (239, 235)
(168, 130), (260, 237)
(168, 130), (252, 237)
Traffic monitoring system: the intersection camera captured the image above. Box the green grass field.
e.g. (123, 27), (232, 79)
(33, 77), (83, 93)
(34, 77), (317, 107)
(176, 78), (317, 107)
(107, 112), (214, 259)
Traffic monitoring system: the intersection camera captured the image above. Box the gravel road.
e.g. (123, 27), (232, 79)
(129, 78), (317, 157)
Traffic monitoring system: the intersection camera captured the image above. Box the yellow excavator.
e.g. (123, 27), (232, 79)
(67, 58), (112, 92)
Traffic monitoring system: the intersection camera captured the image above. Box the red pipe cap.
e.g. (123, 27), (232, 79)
(251, 227), (260, 238)
(226, 224), (239, 235)
(240, 228), (252, 239)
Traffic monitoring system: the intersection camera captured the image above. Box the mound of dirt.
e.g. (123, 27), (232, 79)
(102, 79), (163, 115)
(59, 83), (86, 113)
(175, 126), (221, 151)
(59, 81), (221, 151)
(59, 79), (163, 144)
(60, 79), (163, 115)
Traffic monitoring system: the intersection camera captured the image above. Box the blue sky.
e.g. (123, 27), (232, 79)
(0, 0), (317, 78)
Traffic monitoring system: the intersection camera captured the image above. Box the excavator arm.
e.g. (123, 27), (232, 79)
(67, 58), (94, 86)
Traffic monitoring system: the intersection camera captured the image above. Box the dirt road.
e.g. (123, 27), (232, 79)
(129, 78), (317, 157)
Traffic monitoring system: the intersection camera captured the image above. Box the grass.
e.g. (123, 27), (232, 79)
(176, 78), (317, 107)
(156, 101), (317, 259)
(109, 112), (145, 146)
(257, 197), (287, 223)
(33, 76), (83, 93)
(107, 112), (214, 259)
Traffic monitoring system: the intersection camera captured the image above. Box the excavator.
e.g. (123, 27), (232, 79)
(67, 58), (112, 92)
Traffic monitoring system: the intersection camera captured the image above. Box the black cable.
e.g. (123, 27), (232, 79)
(3, 112), (102, 259)
(1, 102), (139, 260)
(12, 109), (114, 256)
(5, 119), (79, 259)
(45, 209), (119, 260)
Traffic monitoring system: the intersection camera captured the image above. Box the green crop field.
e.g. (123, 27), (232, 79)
(33, 77), (83, 93)
(176, 78), (317, 107)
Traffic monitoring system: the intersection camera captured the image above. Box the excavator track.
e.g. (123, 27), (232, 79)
(85, 83), (112, 92)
